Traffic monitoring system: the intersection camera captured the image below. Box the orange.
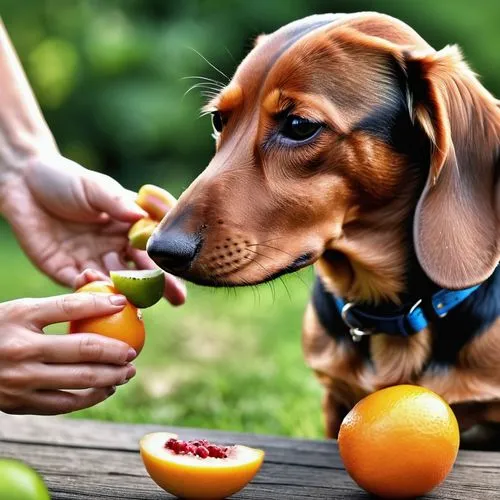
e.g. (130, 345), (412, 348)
(338, 385), (459, 499)
(69, 281), (146, 354)
(140, 432), (265, 499)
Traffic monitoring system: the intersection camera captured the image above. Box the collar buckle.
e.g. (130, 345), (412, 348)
(341, 302), (373, 342)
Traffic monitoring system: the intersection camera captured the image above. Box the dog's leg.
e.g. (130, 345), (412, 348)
(302, 302), (367, 438)
(453, 401), (500, 450)
(322, 388), (349, 438)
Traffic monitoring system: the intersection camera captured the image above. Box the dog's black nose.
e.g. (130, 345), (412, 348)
(147, 231), (200, 274)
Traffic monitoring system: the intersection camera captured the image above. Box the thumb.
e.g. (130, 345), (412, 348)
(84, 172), (147, 223)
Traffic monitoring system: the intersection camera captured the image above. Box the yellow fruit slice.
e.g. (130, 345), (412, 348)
(128, 218), (158, 250)
(136, 184), (177, 221)
(140, 432), (265, 499)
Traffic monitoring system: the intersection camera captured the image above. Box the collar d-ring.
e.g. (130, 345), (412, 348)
(341, 302), (373, 342)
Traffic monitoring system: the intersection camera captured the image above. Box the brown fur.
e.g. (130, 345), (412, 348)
(152, 12), (500, 446)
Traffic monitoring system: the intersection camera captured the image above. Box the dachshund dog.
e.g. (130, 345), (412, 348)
(148, 12), (500, 448)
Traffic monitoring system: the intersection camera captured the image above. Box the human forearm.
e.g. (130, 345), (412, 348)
(0, 18), (57, 183)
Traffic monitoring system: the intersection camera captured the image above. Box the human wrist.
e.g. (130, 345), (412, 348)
(0, 135), (58, 218)
(0, 123), (57, 168)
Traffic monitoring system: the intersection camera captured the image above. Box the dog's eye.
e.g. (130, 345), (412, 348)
(281, 115), (322, 142)
(211, 111), (225, 134)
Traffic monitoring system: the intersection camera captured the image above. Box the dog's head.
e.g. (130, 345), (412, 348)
(148, 12), (499, 295)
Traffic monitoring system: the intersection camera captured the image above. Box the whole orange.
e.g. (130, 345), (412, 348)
(338, 385), (459, 499)
(69, 281), (146, 354)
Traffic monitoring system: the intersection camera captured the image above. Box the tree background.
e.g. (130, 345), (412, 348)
(3, 0), (499, 196)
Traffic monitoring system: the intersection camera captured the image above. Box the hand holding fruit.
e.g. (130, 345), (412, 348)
(0, 155), (186, 306)
(0, 292), (136, 415)
(69, 267), (166, 355)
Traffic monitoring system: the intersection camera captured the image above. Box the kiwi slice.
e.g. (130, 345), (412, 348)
(110, 269), (164, 308)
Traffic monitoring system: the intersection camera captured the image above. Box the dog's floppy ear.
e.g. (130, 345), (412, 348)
(402, 47), (500, 289)
(323, 26), (499, 288)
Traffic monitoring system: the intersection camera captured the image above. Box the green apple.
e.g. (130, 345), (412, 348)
(0, 459), (50, 500)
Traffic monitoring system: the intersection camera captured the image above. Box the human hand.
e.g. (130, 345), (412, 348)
(0, 154), (186, 305)
(0, 291), (137, 415)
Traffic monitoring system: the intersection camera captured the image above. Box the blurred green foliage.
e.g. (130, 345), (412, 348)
(0, 218), (321, 436)
(1, 0), (499, 435)
(2, 0), (499, 193)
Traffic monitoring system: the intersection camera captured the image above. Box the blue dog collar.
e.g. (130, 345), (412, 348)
(334, 284), (481, 342)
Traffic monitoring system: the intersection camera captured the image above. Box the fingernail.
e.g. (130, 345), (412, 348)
(126, 348), (137, 361)
(127, 200), (148, 217)
(118, 365), (136, 385)
(126, 364), (136, 379)
(109, 294), (127, 306)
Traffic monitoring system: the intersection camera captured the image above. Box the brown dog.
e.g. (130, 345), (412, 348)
(148, 12), (500, 448)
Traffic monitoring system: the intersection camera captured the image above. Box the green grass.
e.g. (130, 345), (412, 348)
(0, 219), (324, 437)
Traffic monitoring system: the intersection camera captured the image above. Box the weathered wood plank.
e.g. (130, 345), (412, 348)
(3, 414), (500, 468)
(2, 414), (500, 499)
(1, 440), (496, 500)
(1, 441), (366, 500)
(0, 413), (333, 452)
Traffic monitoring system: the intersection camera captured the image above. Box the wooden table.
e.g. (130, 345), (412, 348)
(1, 413), (499, 499)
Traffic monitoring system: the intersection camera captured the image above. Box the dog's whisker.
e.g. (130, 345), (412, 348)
(201, 95), (219, 103)
(247, 242), (310, 292)
(182, 76), (226, 89)
(249, 242), (295, 258)
(278, 275), (292, 302)
(245, 247), (278, 262)
(184, 82), (223, 99)
(200, 91), (220, 99)
(183, 84), (200, 98)
(188, 47), (229, 81)
(246, 254), (272, 272)
(269, 280), (276, 305)
(223, 46), (236, 63)
(193, 82), (225, 92)
(199, 110), (214, 119)
(238, 276), (261, 307)
(292, 269), (309, 288)
(245, 256), (276, 303)
(250, 236), (286, 246)
(247, 247), (302, 299)
(183, 82), (211, 98)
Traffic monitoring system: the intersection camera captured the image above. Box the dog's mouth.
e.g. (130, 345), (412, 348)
(186, 251), (316, 288)
(148, 229), (317, 287)
(146, 212), (322, 287)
